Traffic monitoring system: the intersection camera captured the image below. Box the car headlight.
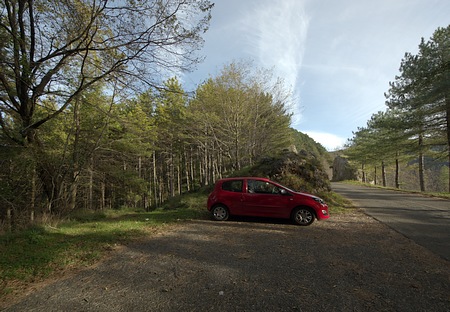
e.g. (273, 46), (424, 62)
(313, 197), (325, 205)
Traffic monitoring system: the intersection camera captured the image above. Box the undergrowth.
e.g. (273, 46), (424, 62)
(0, 192), (209, 301)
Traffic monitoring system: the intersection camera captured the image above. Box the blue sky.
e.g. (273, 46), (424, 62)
(183, 0), (449, 150)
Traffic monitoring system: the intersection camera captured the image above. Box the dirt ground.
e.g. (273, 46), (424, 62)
(2, 210), (450, 312)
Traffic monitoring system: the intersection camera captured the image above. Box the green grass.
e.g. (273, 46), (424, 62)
(0, 192), (209, 300)
(320, 191), (356, 214)
(0, 189), (350, 301)
(340, 180), (450, 199)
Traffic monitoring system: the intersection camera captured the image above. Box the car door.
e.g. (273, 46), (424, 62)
(243, 179), (292, 218)
(219, 179), (245, 215)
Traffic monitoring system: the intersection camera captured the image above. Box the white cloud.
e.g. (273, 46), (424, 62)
(304, 131), (347, 151)
(241, 0), (310, 126)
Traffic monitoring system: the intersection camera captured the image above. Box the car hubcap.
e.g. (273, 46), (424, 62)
(296, 209), (312, 224)
(214, 207), (227, 220)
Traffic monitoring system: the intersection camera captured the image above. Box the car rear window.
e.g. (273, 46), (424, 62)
(221, 180), (243, 193)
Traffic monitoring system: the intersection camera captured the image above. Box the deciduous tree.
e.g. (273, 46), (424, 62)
(0, 0), (213, 214)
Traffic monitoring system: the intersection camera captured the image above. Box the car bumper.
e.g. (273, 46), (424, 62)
(316, 206), (330, 220)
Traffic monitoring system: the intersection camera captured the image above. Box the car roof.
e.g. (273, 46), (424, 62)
(217, 177), (271, 182)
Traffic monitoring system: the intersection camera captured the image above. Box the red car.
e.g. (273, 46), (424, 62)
(207, 177), (329, 226)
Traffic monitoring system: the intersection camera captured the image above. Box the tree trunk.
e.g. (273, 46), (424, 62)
(374, 166), (377, 185)
(6, 206), (12, 232)
(184, 148), (190, 192)
(69, 176), (78, 213)
(138, 156), (145, 208)
(88, 157), (94, 210)
(101, 180), (105, 211)
(177, 157), (181, 195)
(153, 151), (158, 207)
(361, 163), (366, 183)
(381, 161), (387, 187)
(170, 150), (175, 197)
(395, 154), (400, 189)
(418, 134), (425, 192)
(234, 135), (240, 171)
(69, 97), (81, 212)
(25, 127), (67, 216)
(39, 162), (61, 215)
(30, 167), (36, 222)
(445, 96), (450, 193)
(202, 144), (208, 186)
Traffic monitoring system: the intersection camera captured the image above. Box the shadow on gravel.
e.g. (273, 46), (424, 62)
(225, 215), (297, 225)
(3, 214), (450, 312)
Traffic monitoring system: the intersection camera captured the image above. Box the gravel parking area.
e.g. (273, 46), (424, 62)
(3, 210), (450, 312)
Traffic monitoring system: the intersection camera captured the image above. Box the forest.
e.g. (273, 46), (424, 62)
(0, 1), (323, 231)
(1, 1), (448, 232)
(344, 25), (450, 193)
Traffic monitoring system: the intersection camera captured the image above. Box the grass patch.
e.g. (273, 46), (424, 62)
(321, 191), (356, 214)
(0, 192), (209, 301)
(0, 188), (352, 302)
(427, 192), (450, 199)
(340, 180), (450, 199)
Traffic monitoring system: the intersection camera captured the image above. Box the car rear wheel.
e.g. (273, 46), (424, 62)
(211, 205), (229, 221)
(291, 207), (315, 226)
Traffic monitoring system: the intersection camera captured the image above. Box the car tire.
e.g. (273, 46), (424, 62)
(211, 205), (229, 221)
(291, 207), (315, 226)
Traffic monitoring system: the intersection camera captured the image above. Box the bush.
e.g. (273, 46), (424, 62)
(238, 150), (331, 194)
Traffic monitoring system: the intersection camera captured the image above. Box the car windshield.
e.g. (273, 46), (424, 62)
(276, 182), (297, 193)
(247, 179), (297, 194)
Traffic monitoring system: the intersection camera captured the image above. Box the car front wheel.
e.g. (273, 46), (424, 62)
(211, 205), (229, 221)
(292, 207), (315, 226)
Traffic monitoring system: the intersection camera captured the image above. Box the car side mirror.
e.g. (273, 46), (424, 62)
(280, 189), (290, 196)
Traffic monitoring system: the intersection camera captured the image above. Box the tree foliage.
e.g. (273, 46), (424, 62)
(188, 62), (292, 172)
(0, 0), (213, 220)
(0, 55), (302, 230)
(0, 0), (213, 144)
(0, 2), (330, 231)
(346, 25), (450, 192)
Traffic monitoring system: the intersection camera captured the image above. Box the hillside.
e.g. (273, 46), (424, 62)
(290, 128), (334, 180)
(230, 129), (333, 195)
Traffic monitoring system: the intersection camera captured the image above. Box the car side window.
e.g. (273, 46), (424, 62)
(222, 180), (243, 193)
(247, 180), (280, 194)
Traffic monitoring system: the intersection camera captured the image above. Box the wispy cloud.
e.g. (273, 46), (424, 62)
(240, 0), (310, 124)
(186, 0), (450, 149)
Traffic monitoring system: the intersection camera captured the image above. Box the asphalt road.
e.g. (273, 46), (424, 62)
(332, 182), (450, 261)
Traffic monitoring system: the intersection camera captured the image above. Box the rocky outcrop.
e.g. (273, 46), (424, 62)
(332, 156), (357, 181)
(243, 150), (331, 193)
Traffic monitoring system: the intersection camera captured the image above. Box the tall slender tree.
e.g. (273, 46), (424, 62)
(385, 25), (450, 191)
(187, 62), (292, 178)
